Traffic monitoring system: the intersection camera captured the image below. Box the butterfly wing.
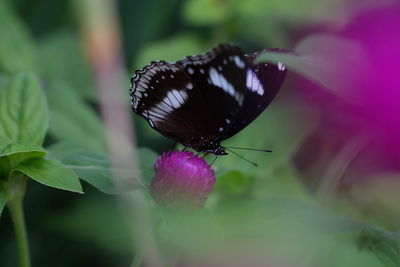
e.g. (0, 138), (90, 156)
(130, 45), (287, 153)
(177, 44), (250, 141)
(131, 61), (206, 145)
(215, 49), (288, 141)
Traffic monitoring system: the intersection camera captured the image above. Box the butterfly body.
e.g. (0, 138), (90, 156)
(130, 44), (287, 155)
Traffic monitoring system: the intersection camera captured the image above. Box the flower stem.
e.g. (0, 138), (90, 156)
(6, 174), (30, 267)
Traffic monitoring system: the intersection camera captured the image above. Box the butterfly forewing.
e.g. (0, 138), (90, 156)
(131, 61), (203, 142)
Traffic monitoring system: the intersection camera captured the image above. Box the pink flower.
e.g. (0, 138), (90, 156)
(295, 4), (400, 187)
(150, 151), (216, 211)
(340, 4), (400, 128)
(337, 4), (400, 165)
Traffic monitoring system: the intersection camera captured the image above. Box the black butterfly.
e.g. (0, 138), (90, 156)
(130, 44), (287, 155)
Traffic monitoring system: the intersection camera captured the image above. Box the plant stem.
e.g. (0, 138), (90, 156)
(6, 175), (30, 267)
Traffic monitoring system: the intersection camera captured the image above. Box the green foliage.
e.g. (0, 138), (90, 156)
(0, 183), (6, 214)
(0, 73), (48, 146)
(38, 32), (96, 100)
(0, 2), (37, 74)
(183, 0), (230, 25)
(232, 0), (347, 23)
(37, 32), (106, 152)
(214, 170), (251, 195)
(158, 208), (224, 254)
(47, 143), (115, 193)
(13, 158), (82, 193)
(0, 73), (84, 214)
(210, 197), (389, 266)
(215, 98), (318, 178)
(134, 34), (205, 69)
(48, 143), (156, 193)
(46, 83), (107, 153)
(358, 228), (400, 267)
(47, 196), (134, 254)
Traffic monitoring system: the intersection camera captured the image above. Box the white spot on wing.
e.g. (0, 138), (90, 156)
(209, 67), (244, 105)
(166, 89), (188, 109)
(246, 69), (264, 95)
(186, 82), (193, 90)
(233, 56), (245, 69)
(277, 62), (285, 70)
(155, 101), (173, 113)
(187, 68), (194, 74)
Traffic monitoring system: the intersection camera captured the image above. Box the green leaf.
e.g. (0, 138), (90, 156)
(0, 143), (46, 158)
(233, 0), (348, 24)
(0, 183), (6, 214)
(46, 83), (106, 153)
(0, 2), (37, 74)
(47, 142), (115, 193)
(214, 170), (251, 195)
(0, 143), (46, 174)
(13, 158), (83, 193)
(134, 34), (205, 69)
(0, 73), (49, 146)
(159, 208), (224, 253)
(0, 143), (46, 180)
(47, 143), (151, 193)
(183, 0), (229, 25)
(38, 32), (95, 99)
(255, 34), (370, 102)
(358, 228), (400, 267)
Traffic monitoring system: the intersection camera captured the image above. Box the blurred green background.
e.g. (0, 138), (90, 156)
(0, 0), (399, 266)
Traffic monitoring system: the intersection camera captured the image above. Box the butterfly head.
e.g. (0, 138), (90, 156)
(190, 138), (227, 155)
(209, 145), (226, 156)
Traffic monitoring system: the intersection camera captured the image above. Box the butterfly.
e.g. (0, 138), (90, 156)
(130, 44), (287, 155)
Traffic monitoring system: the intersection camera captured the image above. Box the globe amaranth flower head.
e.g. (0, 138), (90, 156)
(150, 151), (216, 211)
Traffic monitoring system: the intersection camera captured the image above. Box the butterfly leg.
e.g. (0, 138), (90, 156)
(201, 152), (209, 159)
(170, 140), (178, 151)
(186, 151), (205, 161)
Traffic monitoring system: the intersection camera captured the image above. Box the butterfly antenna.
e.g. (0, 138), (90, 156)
(225, 146), (272, 153)
(225, 148), (258, 167)
(210, 156), (218, 166)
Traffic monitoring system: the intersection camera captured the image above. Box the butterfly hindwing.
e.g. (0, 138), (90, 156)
(216, 49), (287, 141)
